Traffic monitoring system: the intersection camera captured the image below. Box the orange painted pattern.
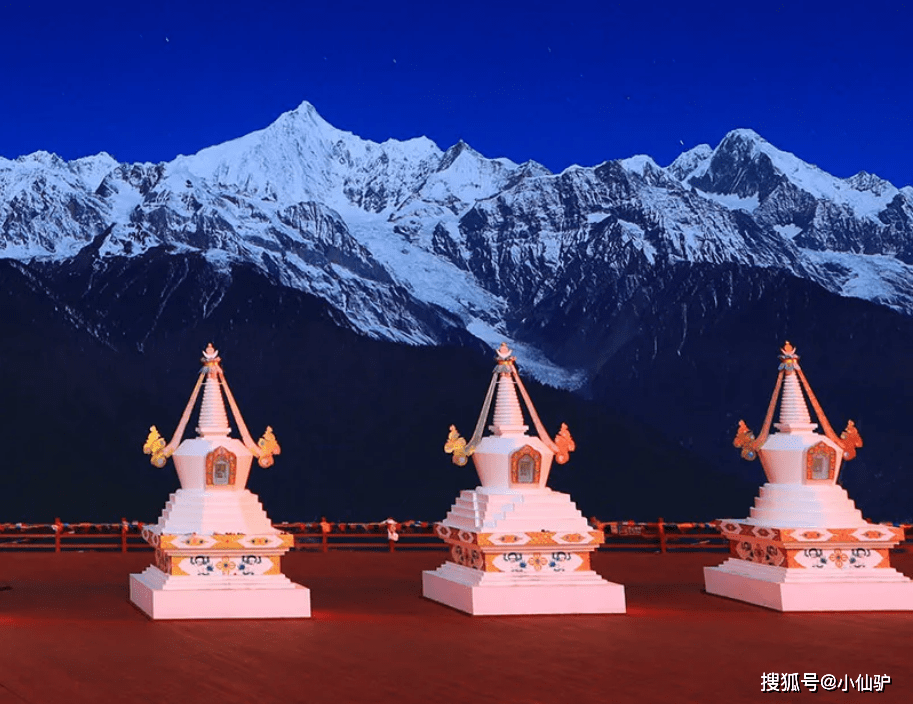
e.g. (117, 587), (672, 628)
(157, 533), (294, 550)
(437, 527), (604, 548)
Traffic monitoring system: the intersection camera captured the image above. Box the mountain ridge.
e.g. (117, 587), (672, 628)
(4, 101), (913, 522)
(4, 102), (913, 387)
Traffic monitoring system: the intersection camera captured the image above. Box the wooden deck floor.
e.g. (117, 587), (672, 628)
(1, 551), (911, 704)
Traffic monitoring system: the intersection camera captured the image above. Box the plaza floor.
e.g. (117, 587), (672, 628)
(1, 550), (911, 703)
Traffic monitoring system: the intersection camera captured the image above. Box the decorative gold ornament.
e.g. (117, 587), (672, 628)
(256, 426), (281, 468)
(143, 426), (171, 468)
(733, 420), (761, 461)
(553, 423), (576, 464)
(839, 420), (863, 460)
(444, 425), (473, 466)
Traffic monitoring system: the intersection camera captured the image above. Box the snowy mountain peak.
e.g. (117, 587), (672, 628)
(14, 150), (66, 168)
(681, 129), (900, 220)
(71, 152), (120, 191)
(4, 102), (913, 390)
(166, 100), (446, 211)
(268, 100), (349, 143)
(719, 127), (766, 147)
(846, 170), (893, 195)
(667, 144), (712, 181)
(620, 154), (662, 176)
(439, 140), (480, 169)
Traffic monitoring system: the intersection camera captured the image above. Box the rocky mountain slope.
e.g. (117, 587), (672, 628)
(2, 102), (912, 522)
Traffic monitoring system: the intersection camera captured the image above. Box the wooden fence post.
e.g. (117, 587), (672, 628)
(386, 519), (398, 553)
(658, 517), (667, 554)
(320, 517), (330, 553)
(54, 517), (62, 553)
(121, 518), (128, 553)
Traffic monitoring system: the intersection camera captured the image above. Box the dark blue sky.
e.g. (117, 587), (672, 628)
(2, 1), (911, 186)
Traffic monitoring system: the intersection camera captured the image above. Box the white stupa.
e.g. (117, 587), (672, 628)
(704, 341), (913, 611)
(422, 343), (626, 615)
(129, 344), (310, 619)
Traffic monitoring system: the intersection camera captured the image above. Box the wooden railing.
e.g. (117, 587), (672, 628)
(0, 519), (152, 553)
(0, 518), (909, 554)
(595, 518), (730, 553)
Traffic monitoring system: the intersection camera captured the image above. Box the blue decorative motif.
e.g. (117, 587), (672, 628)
(189, 555), (212, 575)
(238, 555), (261, 573)
(504, 552), (525, 572)
(851, 547), (871, 568)
(550, 552), (572, 572)
(804, 547), (825, 568)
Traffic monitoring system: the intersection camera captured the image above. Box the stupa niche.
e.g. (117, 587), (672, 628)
(129, 344), (310, 619)
(704, 342), (913, 611)
(423, 343), (626, 615)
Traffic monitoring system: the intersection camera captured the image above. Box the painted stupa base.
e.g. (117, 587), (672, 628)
(422, 489), (626, 615)
(704, 560), (913, 612)
(423, 562), (625, 616)
(129, 525), (310, 620)
(704, 517), (913, 612)
(130, 569), (311, 620)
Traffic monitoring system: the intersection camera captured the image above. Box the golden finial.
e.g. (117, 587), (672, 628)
(778, 341), (799, 371)
(444, 425), (473, 466)
(553, 423), (576, 464)
(143, 426), (171, 468)
(495, 342), (516, 364)
(256, 426), (281, 468)
(201, 343), (222, 373)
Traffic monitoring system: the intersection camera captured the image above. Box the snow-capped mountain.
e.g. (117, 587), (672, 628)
(3, 102), (912, 387)
(4, 101), (913, 523)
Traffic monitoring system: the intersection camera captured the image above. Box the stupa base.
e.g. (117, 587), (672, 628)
(422, 562), (626, 615)
(704, 559), (913, 612)
(129, 568), (311, 620)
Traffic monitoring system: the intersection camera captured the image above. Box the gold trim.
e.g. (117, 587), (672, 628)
(256, 426), (281, 468)
(436, 526), (604, 548)
(553, 423), (576, 464)
(157, 533), (295, 550)
(839, 420), (863, 460)
(143, 426), (171, 468)
(575, 553), (592, 571)
(444, 425), (473, 466)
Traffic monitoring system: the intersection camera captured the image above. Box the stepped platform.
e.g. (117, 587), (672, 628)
(1, 551), (911, 703)
(443, 488), (588, 532)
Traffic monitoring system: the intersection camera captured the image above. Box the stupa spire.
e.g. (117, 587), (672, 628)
(489, 344), (528, 436)
(143, 343), (281, 469)
(196, 344), (232, 438)
(734, 341), (863, 462)
(444, 342), (575, 466)
(774, 343), (815, 433)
